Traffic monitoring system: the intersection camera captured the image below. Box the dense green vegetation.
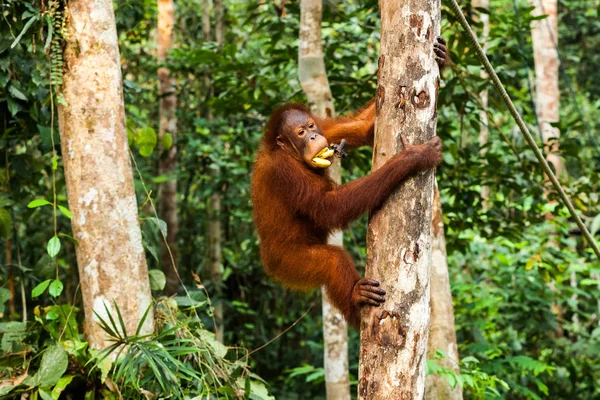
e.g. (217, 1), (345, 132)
(1, 0), (599, 398)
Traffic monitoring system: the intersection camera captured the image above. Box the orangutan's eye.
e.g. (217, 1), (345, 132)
(308, 123), (315, 129)
(298, 130), (305, 136)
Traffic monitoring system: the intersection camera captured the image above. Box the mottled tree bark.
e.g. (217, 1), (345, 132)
(425, 184), (462, 400)
(473, 0), (490, 206)
(531, 0), (562, 177)
(359, 1), (440, 398)
(158, 0), (180, 295)
(531, 0), (565, 328)
(214, 0), (224, 50)
(299, 1), (350, 398)
(204, 0), (225, 342)
(58, 0), (154, 349)
(208, 165), (224, 343)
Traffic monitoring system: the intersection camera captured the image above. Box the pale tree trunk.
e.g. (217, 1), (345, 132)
(473, 0), (490, 206)
(531, 0), (561, 177)
(299, 1), (350, 399)
(359, 1), (440, 398)
(214, 0), (224, 49)
(208, 166), (224, 343)
(204, 0), (225, 342)
(531, 0), (565, 328)
(425, 184), (462, 400)
(58, 0), (154, 349)
(158, 0), (180, 294)
(202, 0), (211, 42)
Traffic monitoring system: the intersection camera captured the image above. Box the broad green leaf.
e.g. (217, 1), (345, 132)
(32, 279), (52, 298)
(10, 16), (39, 49)
(148, 269), (166, 291)
(51, 375), (74, 400)
(198, 329), (227, 358)
(0, 208), (12, 239)
(6, 97), (20, 116)
(8, 84), (28, 101)
(28, 199), (52, 208)
(135, 126), (157, 157)
(249, 379), (275, 400)
(30, 344), (68, 387)
(162, 133), (173, 150)
(38, 389), (52, 400)
(58, 205), (72, 219)
(0, 288), (11, 317)
(49, 280), (64, 298)
(47, 236), (61, 258)
(155, 218), (168, 237)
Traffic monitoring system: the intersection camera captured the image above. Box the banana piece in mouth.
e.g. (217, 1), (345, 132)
(312, 147), (335, 168)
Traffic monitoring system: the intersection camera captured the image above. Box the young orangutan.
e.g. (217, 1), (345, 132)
(251, 38), (448, 327)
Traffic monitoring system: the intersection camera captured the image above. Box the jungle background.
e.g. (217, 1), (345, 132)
(1, 0), (600, 398)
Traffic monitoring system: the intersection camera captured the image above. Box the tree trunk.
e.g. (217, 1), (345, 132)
(425, 184), (462, 400)
(6, 239), (15, 317)
(58, 0), (154, 349)
(204, 0), (225, 342)
(214, 0), (224, 50)
(299, 1), (350, 398)
(158, 0), (180, 295)
(473, 0), (490, 207)
(208, 165), (224, 343)
(359, 1), (440, 398)
(531, 0), (561, 177)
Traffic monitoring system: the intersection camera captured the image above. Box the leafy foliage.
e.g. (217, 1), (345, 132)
(1, 0), (600, 399)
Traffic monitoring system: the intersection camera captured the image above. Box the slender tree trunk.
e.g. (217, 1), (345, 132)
(58, 0), (154, 349)
(208, 166), (224, 342)
(425, 184), (462, 400)
(531, 0), (561, 177)
(6, 239), (15, 317)
(359, 1), (440, 398)
(203, 0), (225, 342)
(299, 1), (350, 398)
(473, 0), (490, 206)
(214, 0), (224, 49)
(158, 0), (180, 294)
(531, 0), (564, 331)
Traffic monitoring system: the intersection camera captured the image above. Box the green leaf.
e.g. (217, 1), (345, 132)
(148, 269), (166, 291)
(0, 288), (11, 317)
(51, 375), (74, 400)
(162, 133), (173, 150)
(56, 94), (68, 106)
(28, 199), (53, 208)
(135, 126), (157, 157)
(6, 97), (20, 116)
(43, 14), (53, 51)
(47, 236), (61, 258)
(155, 218), (168, 237)
(58, 205), (72, 219)
(49, 280), (64, 298)
(591, 214), (600, 237)
(30, 344), (68, 387)
(10, 16), (39, 49)
(8, 84), (28, 101)
(32, 279), (52, 298)
(38, 389), (52, 400)
(0, 208), (12, 239)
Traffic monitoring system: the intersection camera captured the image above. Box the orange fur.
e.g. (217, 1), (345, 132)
(251, 101), (435, 327)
